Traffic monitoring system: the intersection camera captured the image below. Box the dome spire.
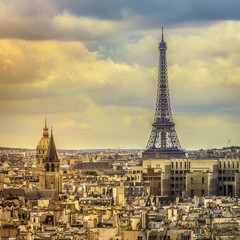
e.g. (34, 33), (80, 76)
(43, 119), (49, 138)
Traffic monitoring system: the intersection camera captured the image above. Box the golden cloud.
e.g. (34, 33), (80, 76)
(0, 21), (239, 149)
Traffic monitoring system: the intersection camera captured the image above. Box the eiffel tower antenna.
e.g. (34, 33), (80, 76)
(142, 29), (185, 159)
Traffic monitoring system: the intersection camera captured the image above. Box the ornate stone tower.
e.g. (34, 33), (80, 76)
(39, 129), (62, 193)
(142, 29), (185, 160)
(36, 119), (50, 169)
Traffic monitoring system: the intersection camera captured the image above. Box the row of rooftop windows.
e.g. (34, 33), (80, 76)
(171, 170), (188, 175)
(147, 162), (191, 169)
(171, 161), (190, 169)
(170, 161), (240, 170)
(219, 161), (239, 169)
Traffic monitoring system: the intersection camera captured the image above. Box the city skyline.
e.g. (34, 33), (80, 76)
(0, 1), (240, 150)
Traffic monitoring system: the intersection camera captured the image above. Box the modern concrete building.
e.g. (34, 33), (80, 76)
(140, 157), (240, 197)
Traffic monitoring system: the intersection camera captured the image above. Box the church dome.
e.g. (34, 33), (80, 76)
(37, 137), (50, 149)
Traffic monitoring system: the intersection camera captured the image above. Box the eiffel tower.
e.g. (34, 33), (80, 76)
(142, 28), (185, 160)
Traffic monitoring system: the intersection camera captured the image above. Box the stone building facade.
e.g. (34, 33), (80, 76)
(141, 157), (240, 197)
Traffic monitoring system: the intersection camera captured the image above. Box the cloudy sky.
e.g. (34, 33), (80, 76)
(0, 0), (240, 150)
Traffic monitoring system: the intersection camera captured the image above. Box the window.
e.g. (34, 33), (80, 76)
(175, 177), (179, 181)
(201, 190), (205, 196)
(224, 162), (226, 169)
(191, 177), (193, 184)
(219, 170), (222, 174)
(185, 162), (187, 169)
(175, 170), (178, 174)
(51, 164), (55, 172)
(189, 162), (191, 169)
(233, 162), (235, 169)
(219, 177), (222, 181)
(172, 162), (174, 168)
(237, 162), (239, 168)
(45, 163), (49, 172)
(219, 162), (221, 168)
(202, 177), (204, 184)
(228, 162), (230, 168)
(176, 162), (178, 169)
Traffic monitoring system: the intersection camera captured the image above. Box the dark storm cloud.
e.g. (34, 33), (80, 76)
(54, 0), (240, 26)
(1, 0), (240, 40)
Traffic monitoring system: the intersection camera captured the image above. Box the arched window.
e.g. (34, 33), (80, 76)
(46, 163), (49, 172)
(51, 164), (55, 172)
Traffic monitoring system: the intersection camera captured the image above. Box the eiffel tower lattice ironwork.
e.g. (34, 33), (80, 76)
(143, 28), (185, 159)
